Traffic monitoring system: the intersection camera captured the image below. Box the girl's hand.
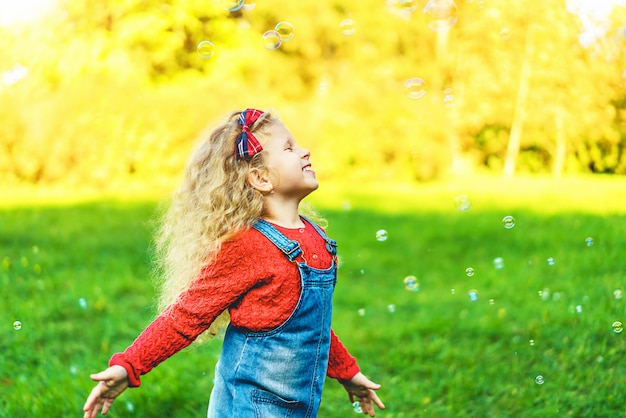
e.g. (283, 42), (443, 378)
(340, 372), (386, 416)
(83, 365), (129, 418)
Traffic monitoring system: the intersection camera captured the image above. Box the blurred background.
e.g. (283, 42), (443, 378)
(1, 0), (625, 194)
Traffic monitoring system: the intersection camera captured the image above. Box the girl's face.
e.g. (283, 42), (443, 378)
(260, 121), (318, 200)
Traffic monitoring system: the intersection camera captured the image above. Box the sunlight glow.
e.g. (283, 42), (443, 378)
(0, 0), (57, 26)
(2, 64), (28, 86)
(567, 0), (626, 47)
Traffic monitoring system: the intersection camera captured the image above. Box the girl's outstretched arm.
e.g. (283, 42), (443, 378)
(83, 365), (129, 418)
(340, 372), (386, 416)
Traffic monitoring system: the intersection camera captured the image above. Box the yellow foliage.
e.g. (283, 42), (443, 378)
(0, 0), (625, 189)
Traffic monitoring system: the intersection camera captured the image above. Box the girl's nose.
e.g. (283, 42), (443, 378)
(300, 147), (310, 159)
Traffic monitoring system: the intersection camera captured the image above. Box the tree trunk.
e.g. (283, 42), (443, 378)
(503, 24), (534, 177)
(436, 29), (464, 174)
(552, 107), (566, 177)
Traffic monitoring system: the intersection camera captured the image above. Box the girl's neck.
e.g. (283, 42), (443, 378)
(261, 199), (304, 228)
(262, 215), (304, 229)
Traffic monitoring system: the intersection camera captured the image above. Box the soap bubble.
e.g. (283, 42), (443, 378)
(468, 289), (478, 302)
(489, 298), (495, 305)
(389, 1), (416, 19)
(529, 339), (535, 346)
(405, 77), (426, 100)
(398, 0), (417, 13)
(499, 28), (510, 40)
(493, 257), (504, 270)
(612, 321), (623, 334)
(263, 30), (281, 50)
(403, 275), (419, 292)
(78, 297), (88, 310)
(547, 257), (555, 266)
(242, 0), (256, 11)
(352, 401), (363, 413)
(454, 194), (471, 211)
(224, 0), (243, 12)
(465, 267), (475, 277)
(535, 375), (544, 385)
(340, 19), (356, 36)
(423, 0), (458, 32)
(357, 308), (366, 316)
(275, 21), (295, 42)
(387, 304), (396, 313)
(575, 305), (582, 313)
(614, 289), (623, 300)
(443, 87), (455, 108)
(13, 320), (22, 330)
(376, 229), (388, 242)
(585, 237), (594, 247)
(502, 215), (515, 229)
(197, 41), (215, 58)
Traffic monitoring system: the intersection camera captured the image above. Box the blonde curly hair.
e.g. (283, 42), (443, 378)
(152, 109), (277, 341)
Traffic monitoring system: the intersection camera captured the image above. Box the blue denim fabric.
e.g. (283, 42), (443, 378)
(207, 217), (338, 418)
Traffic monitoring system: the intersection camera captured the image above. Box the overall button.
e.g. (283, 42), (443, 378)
(298, 228), (305, 233)
(312, 254), (318, 260)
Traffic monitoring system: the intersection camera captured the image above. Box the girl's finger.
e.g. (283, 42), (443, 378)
(89, 372), (109, 382)
(370, 391), (385, 410)
(102, 398), (114, 415)
(359, 397), (372, 415)
(83, 402), (101, 418)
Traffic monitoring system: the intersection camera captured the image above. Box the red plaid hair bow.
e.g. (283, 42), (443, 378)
(235, 108), (265, 159)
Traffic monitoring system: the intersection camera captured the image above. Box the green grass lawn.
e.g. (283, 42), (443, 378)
(1, 175), (626, 417)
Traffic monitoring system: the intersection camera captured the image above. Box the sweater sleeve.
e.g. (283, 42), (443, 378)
(110, 312), (200, 387)
(326, 329), (360, 381)
(109, 237), (267, 387)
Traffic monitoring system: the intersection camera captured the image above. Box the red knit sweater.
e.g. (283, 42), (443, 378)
(110, 220), (360, 387)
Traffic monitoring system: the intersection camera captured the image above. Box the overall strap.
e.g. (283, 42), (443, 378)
(300, 216), (337, 256)
(251, 219), (302, 262)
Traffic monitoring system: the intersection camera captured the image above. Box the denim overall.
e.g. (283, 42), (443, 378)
(207, 217), (338, 418)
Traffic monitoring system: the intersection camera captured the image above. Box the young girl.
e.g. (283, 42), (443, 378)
(83, 108), (385, 417)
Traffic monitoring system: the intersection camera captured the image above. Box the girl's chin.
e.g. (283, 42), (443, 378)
(305, 182), (320, 194)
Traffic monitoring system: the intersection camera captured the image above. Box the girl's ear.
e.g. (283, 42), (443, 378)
(247, 167), (274, 193)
